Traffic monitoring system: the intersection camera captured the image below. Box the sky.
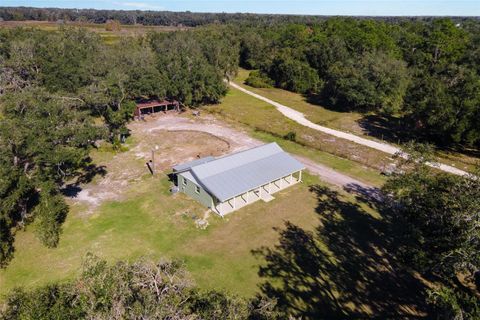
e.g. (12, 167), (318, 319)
(1, 0), (479, 16)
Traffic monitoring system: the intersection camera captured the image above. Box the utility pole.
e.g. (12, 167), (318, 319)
(151, 145), (159, 175)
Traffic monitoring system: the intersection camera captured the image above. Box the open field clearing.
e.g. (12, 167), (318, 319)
(0, 20), (186, 44)
(207, 87), (389, 184)
(235, 68), (366, 135)
(72, 114), (383, 213)
(235, 69), (479, 173)
(0, 113), (429, 317)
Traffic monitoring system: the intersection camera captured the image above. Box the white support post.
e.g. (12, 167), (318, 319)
(233, 196), (236, 210)
(273, 180), (279, 189)
(289, 173), (293, 184)
(299, 170), (302, 182)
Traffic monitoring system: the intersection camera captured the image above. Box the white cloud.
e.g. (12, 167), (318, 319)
(115, 1), (164, 10)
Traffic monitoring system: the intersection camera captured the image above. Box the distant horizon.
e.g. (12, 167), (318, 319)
(2, 6), (480, 18)
(1, 1), (479, 17)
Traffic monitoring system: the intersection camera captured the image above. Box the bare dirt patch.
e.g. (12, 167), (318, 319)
(68, 115), (240, 213)
(132, 113), (262, 152)
(68, 113), (377, 214)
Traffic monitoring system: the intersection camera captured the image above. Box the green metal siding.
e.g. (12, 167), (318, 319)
(178, 174), (214, 208)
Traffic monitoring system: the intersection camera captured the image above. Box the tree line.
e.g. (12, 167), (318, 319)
(0, 25), (238, 267)
(240, 18), (480, 148)
(1, 7), (478, 27)
(0, 254), (279, 319)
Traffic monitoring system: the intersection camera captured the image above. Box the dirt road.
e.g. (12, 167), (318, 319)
(230, 81), (468, 176)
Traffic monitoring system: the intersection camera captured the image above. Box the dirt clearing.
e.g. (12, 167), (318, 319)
(68, 115), (240, 213)
(67, 114), (377, 213)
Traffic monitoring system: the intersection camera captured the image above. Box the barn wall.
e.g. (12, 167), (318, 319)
(178, 174), (214, 208)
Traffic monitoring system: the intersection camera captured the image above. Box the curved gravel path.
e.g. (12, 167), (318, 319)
(230, 81), (468, 176)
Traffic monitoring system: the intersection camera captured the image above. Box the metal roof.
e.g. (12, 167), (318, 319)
(136, 100), (179, 108)
(178, 143), (304, 202)
(172, 156), (215, 172)
(179, 170), (201, 185)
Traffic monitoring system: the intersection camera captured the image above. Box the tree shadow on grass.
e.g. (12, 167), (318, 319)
(61, 162), (107, 197)
(253, 185), (428, 319)
(304, 93), (351, 113)
(359, 115), (480, 159)
(357, 114), (416, 145)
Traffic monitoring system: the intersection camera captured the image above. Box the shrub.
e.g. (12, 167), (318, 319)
(245, 70), (273, 88)
(284, 131), (296, 141)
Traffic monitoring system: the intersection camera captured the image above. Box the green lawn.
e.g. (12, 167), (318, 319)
(235, 68), (366, 135)
(0, 169), (344, 297)
(207, 86), (389, 184)
(0, 166), (425, 317)
(0, 125), (424, 316)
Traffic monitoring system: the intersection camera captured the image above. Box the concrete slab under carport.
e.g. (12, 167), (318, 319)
(214, 171), (302, 216)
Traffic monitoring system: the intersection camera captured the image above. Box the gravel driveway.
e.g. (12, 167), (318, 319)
(230, 81), (468, 176)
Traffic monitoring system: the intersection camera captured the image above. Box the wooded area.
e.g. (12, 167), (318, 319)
(240, 18), (480, 148)
(0, 25), (238, 268)
(3, 6), (477, 27)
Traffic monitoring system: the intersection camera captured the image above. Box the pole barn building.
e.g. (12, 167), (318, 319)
(134, 100), (180, 118)
(172, 143), (305, 216)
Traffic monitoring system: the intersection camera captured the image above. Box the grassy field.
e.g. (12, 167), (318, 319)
(0, 159), (425, 316)
(235, 68), (366, 135)
(235, 68), (479, 172)
(0, 20), (187, 44)
(0, 99), (427, 316)
(207, 83), (390, 182)
(0, 166), (325, 297)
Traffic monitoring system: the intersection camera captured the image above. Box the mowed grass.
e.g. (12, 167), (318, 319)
(0, 21), (187, 44)
(235, 68), (366, 135)
(0, 168), (337, 297)
(207, 87), (387, 186)
(236, 68), (479, 172)
(0, 159), (424, 316)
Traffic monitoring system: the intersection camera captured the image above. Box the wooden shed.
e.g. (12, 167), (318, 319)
(134, 100), (180, 118)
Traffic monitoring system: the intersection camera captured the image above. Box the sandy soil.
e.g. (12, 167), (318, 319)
(230, 81), (468, 176)
(67, 113), (377, 213)
(68, 115), (238, 212)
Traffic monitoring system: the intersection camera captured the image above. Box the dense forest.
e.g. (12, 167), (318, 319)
(1, 9), (480, 319)
(1, 8), (479, 147)
(2, 7), (477, 27)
